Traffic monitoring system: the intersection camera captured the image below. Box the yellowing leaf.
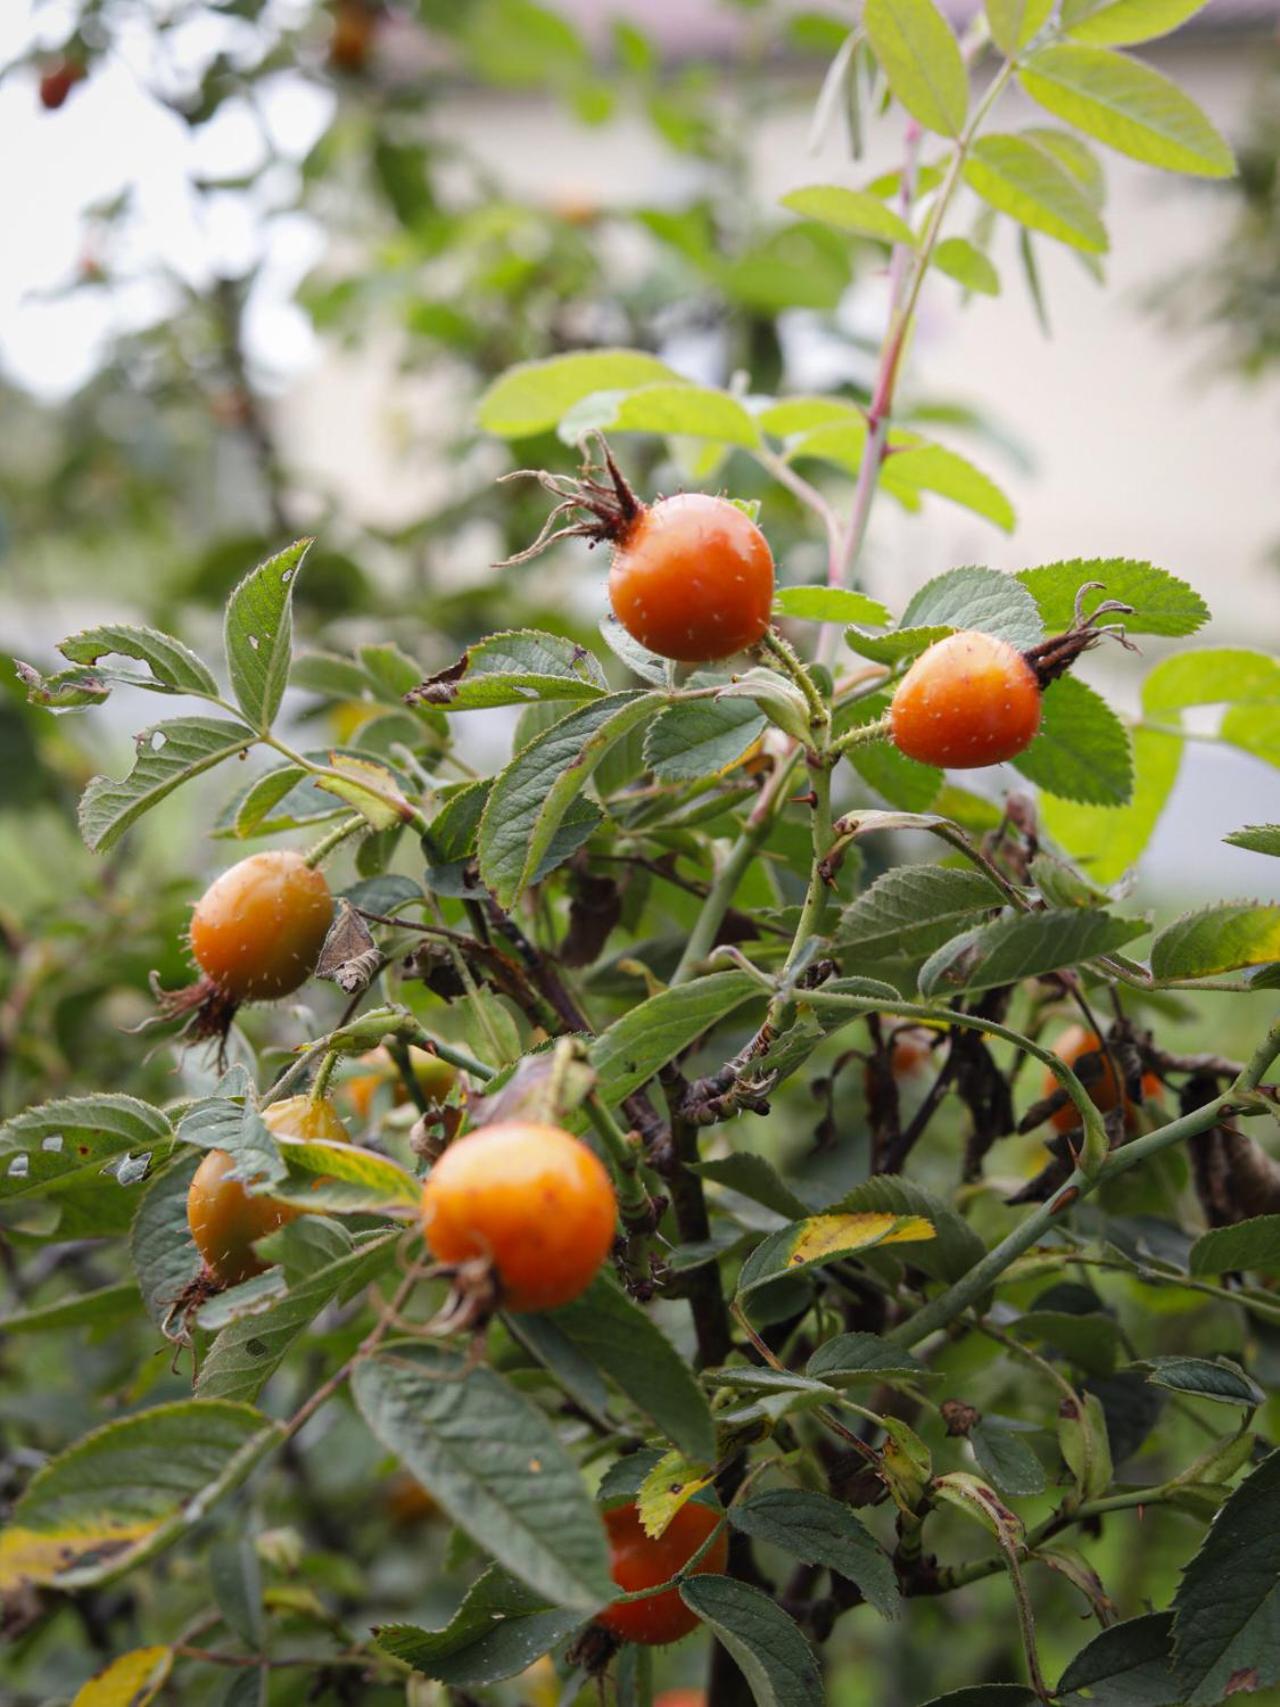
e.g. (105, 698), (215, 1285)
(314, 754), (407, 829)
(787, 1213), (936, 1267)
(0, 1521), (155, 1591)
(636, 1449), (716, 1539)
(72, 1646), (173, 1706)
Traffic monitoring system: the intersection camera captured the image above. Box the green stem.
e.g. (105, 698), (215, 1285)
(303, 814), (366, 869)
(830, 715), (892, 759)
(670, 748), (803, 987)
(402, 1026), (496, 1084)
(310, 1049), (340, 1102)
(584, 1091), (650, 1219)
(760, 627), (830, 740)
(779, 760), (835, 982)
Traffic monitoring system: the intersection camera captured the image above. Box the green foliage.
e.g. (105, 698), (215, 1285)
(2, 7), (1276, 1705)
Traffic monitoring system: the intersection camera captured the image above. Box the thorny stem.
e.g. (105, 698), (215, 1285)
(302, 814), (366, 869)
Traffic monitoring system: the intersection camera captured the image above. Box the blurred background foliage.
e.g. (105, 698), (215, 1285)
(3, 3), (1280, 1704)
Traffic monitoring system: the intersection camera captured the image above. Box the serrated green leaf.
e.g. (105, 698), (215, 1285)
(130, 1153), (203, 1330)
(986, 0), (1054, 51)
(970, 1421), (1048, 1497)
(58, 624), (220, 698)
(931, 236), (1001, 295)
(730, 1490), (899, 1618)
(406, 631), (607, 716)
(197, 1232), (397, 1403)
(759, 397), (865, 440)
(689, 1154), (812, 1221)
(900, 564), (1044, 646)
(1143, 647), (1280, 717)
(965, 132), (1109, 253)
(1058, 1612), (1180, 1706)
(1012, 674), (1133, 805)
(79, 717), (257, 852)
(1018, 45), (1234, 178)
(677, 1576), (824, 1706)
(882, 443), (1016, 531)
(1150, 902), (1280, 980)
(565, 383), (762, 448)
(478, 350), (680, 438)
(0, 1400), (280, 1592)
(223, 540), (309, 731)
(478, 692), (659, 907)
(352, 1345), (612, 1611)
(838, 864), (1003, 959)
(773, 586), (892, 626)
(825, 1175), (987, 1285)
(1142, 1355), (1264, 1407)
(1013, 1309), (1123, 1376)
(589, 971), (761, 1103)
(0, 1283), (141, 1338)
(919, 906), (1146, 995)
(374, 1566), (583, 1686)
(547, 1276), (716, 1461)
(0, 1094), (172, 1205)
(1017, 558), (1208, 637)
(1225, 825), (1280, 856)
(1171, 1449), (1280, 1702)
(806, 1332), (933, 1384)
(1041, 726), (1181, 883)
(737, 1212), (935, 1297)
(644, 698), (766, 783)
(864, 0), (968, 137)
(1063, 0), (1211, 46)
(1190, 1216), (1280, 1276)
(780, 184), (916, 246)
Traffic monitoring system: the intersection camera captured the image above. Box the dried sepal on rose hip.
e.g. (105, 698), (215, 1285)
(419, 1119), (617, 1319)
(498, 432), (774, 664)
(150, 850), (333, 1051)
(889, 583), (1137, 770)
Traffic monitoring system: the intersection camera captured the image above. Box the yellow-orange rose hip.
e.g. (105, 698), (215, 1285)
(420, 1121), (616, 1312)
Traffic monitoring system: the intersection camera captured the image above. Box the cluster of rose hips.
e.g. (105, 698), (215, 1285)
(166, 447), (1141, 1655)
(508, 438), (1093, 770)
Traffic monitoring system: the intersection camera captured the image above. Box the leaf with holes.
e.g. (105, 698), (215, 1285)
(79, 717), (257, 852)
(224, 540), (310, 731)
(58, 624), (220, 699)
(406, 630), (608, 711)
(0, 1094), (172, 1206)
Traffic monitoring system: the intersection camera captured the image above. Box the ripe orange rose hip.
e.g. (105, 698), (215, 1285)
(187, 1095), (351, 1286)
(190, 850), (333, 1003)
(597, 1501), (728, 1646)
(420, 1121), (616, 1313)
(890, 631), (1041, 769)
(502, 435), (774, 664)
(1044, 1026), (1160, 1135)
(608, 493), (774, 663)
